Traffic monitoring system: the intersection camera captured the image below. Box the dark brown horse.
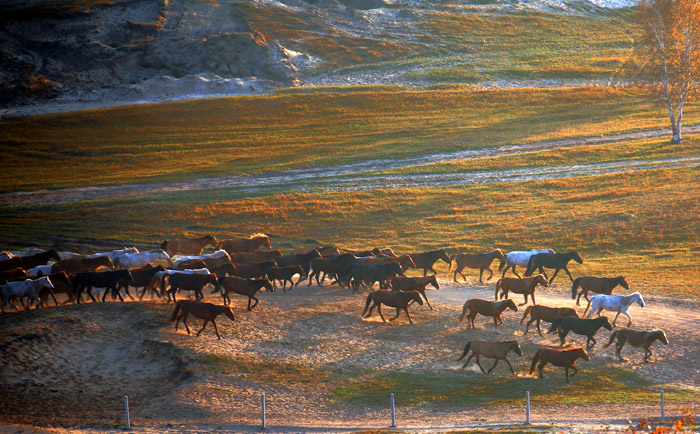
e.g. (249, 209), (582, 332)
(409, 249), (452, 276)
(52, 255), (114, 275)
(292, 246), (340, 257)
(448, 249), (506, 283)
(388, 275), (439, 310)
(0, 267), (28, 283)
(74, 269), (133, 303)
(457, 340), (522, 375)
(604, 328), (669, 362)
(210, 262), (240, 278)
(175, 259), (211, 271)
(218, 276), (274, 310)
(166, 273), (219, 302)
(548, 316), (612, 348)
(495, 274), (549, 306)
(274, 250), (322, 279)
(169, 300), (235, 340)
(347, 262), (404, 293)
(530, 347), (590, 383)
(233, 260), (277, 279)
(37, 271), (75, 306)
(265, 265), (305, 291)
(307, 254), (357, 287)
(571, 276), (629, 305)
(520, 305), (579, 336)
(459, 298), (518, 329)
(117, 264), (166, 300)
(525, 251), (583, 284)
(357, 254), (416, 272)
(218, 234), (271, 254)
(161, 234), (218, 256)
(18, 249), (62, 269)
(230, 250), (283, 264)
(362, 290), (424, 324)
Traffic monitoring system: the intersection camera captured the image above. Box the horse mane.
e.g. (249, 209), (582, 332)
(249, 233), (267, 239)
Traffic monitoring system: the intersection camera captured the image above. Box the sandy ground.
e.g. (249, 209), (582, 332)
(0, 273), (698, 434)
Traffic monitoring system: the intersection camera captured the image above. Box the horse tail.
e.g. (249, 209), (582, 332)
(498, 256), (507, 272)
(525, 255), (535, 276)
(520, 305), (532, 324)
(168, 301), (182, 322)
(160, 240), (169, 251)
(456, 341), (472, 361)
(571, 277), (583, 299)
(583, 298), (592, 317)
(604, 331), (618, 349)
(362, 292), (374, 316)
(495, 279), (503, 300)
(548, 318), (562, 334)
(458, 302), (470, 323)
(530, 349), (542, 375)
(447, 254), (457, 274)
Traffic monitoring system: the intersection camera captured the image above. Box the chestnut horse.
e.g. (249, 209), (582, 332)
(232, 260), (277, 279)
(169, 300), (235, 340)
(571, 276), (629, 306)
(218, 276), (274, 310)
(388, 275), (439, 310)
(495, 274), (549, 306)
(530, 347), (590, 383)
(448, 249), (505, 283)
(218, 234), (271, 254)
(161, 235), (218, 256)
(459, 298), (517, 329)
(520, 305), (578, 336)
(357, 254), (416, 272)
(52, 255), (114, 275)
(362, 290), (423, 324)
(230, 250), (283, 264)
(604, 328), (669, 362)
(457, 340), (522, 375)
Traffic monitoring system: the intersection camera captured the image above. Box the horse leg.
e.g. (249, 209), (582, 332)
(644, 347), (652, 363)
(576, 290), (584, 306)
(615, 343), (625, 361)
(493, 315), (499, 329)
(469, 313), (477, 329)
(196, 320), (209, 337)
(503, 358), (516, 375)
(622, 310), (632, 327)
(587, 335), (596, 349)
(478, 268), (484, 284)
(548, 268), (560, 284)
(389, 308), (401, 321)
(182, 313), (191, 335)
(511, 265), (522, 279)
(558, 330), (567, 346)
(519, 293), (528, 306)
(404, 308), (415, 325)
(486, 267), (494, 281)
(422, 291), (433, 311)
(569, 365), (578, 377)
(377, 305), (387, 323)
(113, 285), (125, 302)
(87, 287), (98, 303)
(462, 353), (475, 369)
(486, 358), (500, 374)
(475, 356), (486, 374)
(564, 367), (570, 383)
(211, 319), (221, 340)
(611, 310), (621, 327)
(537, 362), (546, 379)
(563, 266), (574, 282)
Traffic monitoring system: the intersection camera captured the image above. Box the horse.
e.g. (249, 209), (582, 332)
(357, 254), (416, 272)
(1, 277), (55, 313)
(520, 305), (579, 336)
(572, 276), (629, 306)
(233, 260), (277, 279)
(217, 234), (271, 254)
(52, 255), (115, 275)
(530, 347), (590, 383)
(583, 292), (645, 327)
(74, 269), (134, 303)
(172, 250), (231, 269)
(113, 250), (170, 269)
(166, 273), (219, 303)
(457, 340), (522, 375)
(372, 247), (397, 257)
(16, 249), (62, 269)
(0, 267), (28, 282)
(409, 249), (452, 276)
(346, 262), (404, 293)
(448, 249), (506, 283)
(26, 265), (53, 277)
(274, 250), (322, 279)
(37, 271), (73, 306)
(459, 298), (518, 329)
(388, 275), (439, 310)
(169, 300), (235, 340)
(362, 290), (424, 324)
(548, 316), (612, 348)
(525, 251), (583, 284)
(495, 274), (549, 306)
(292, 246), (340, 257)
(218, 276), (274, 310)
(174, 259), (210, 271)
(161, 234), (218, 256)
(209, 262), (240, 278)
(0, 255), (25, 272)
(88, 247), (139, 263)
(229, 250), (283, 264)
(498, 249), (555, 279)
(265, 265), (305, 291)
(307, 254), (356, 287)
(604, 328), (669, 363)
(117, 264), (166, 300)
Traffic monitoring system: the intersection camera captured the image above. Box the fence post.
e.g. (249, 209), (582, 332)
(390, 393), (396, 427)
(526, 391), (531, 425)
(660, 389), (665, 422)
(261, 392), (266, 429)
(124, 395), (130, 430)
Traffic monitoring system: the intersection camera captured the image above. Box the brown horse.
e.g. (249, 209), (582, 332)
(495, 274), (549, 306)
(233, 260), (277, 279)
(362, 290), (424, 324)
(409, 249), (452, 276)
(175, 259), (211, 271)
(604, 328), (669, 363)
(357, 254), (416, 272)
(218, 276), (274, 310)
(448, 249), (506, 283)
(548, 316), (613, 349)
(292, 246), (340, 256)
(457, 340), (522, 375)
(525, 251), (583, 284)
(307, 254), (357, 287)
(169, 300), (235, 340)
(18, 249), (62, 269)
(388, 275), (439, 310)
(51, 255), (114, 275)
(38, 271), (74, 306)
(230, 250), (283, 264)
(459, 298), (518, 329)
(571, 276), (629, 306)
(218, 234), (271, 254)
(0, 267), (28, 283)
(166, 273), (219, 303)
(520, 305), (579, 336)
(265, 265), (305, 291)
(530, 347), (590, 383)
(161, 235), (218, 256)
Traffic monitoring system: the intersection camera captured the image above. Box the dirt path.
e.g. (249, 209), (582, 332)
(2, 126), (700, 207)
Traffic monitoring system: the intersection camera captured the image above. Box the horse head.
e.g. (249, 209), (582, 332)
(572, 251), (584, 264)
(262, 278), (275, 292)
(505, 299), (518, 312)
(535, 274), (549, 288)
(493, 249), (506, 261)
(258, 235), (272, 249)
(576, 347), (591, 361)
(599, 316), (613, 331)
(224, 307), (236, 322)
(41, 276), (55, 291)
(428, 275), (439, 289)
(438, 249), (451, 264)
(510, 341), (523, 356)
(388, 262), (404, 276)
(618, 276), (629, 290)
(123, 270), (135, 284)
(48, 249), (62, 262)
(399, 255), (417, 271)
(655, 330), (669, 345)
(633, 292), (645, 308)
(410, 291), (424, 305)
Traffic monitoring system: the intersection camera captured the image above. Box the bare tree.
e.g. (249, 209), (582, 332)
(638, 0), (700, 143)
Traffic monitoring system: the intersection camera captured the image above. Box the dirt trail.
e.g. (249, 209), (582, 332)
(2, 126), (700, 207)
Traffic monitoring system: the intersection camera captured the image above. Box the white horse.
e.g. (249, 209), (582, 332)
(499, 249), (555, 278)
(89, 247), (140, 263)
(114, 250), (171, 269)
(172, 249), (231, 268)
(1, 277), (55, 313)
(584, 292), (645, 327)
(26, 264), (54, 277)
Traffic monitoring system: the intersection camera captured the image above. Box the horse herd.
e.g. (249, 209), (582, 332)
(0, 235), (669, 382)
